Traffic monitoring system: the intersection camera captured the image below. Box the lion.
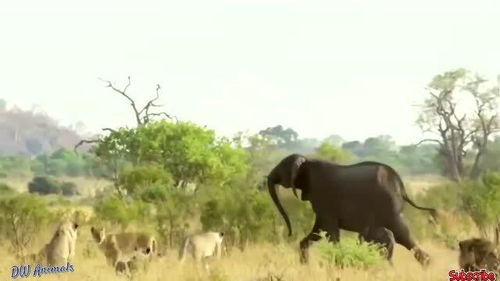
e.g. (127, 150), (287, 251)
(90, 226), (157, 277)
(179, 231), (225, 271)
(30, 220), (79, 266)
(459, 238), (500, 272)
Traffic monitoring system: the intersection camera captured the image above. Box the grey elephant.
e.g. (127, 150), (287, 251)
(266, 154), (437, 266)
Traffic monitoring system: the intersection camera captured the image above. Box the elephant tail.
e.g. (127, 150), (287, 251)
(392, 170), (439, 222)
(368, 162), (439, 222)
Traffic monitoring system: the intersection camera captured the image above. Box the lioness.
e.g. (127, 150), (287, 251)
(179, 231), (225, 271)
(90, 226), (157, 277)
(29, 220), (79, 266)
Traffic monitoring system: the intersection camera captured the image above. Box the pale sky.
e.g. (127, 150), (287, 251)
(1, 0), (500, 145)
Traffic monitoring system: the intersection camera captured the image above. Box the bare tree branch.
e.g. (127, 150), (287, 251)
(102, 128), (117, 134)
(99, 76), (142, 126)
(416, 138), (443, 146)
(138, 84), (162, 115)
(99, 77), (174, 127)
(74, 139), (99, 152)
(74, 77), (177, 157)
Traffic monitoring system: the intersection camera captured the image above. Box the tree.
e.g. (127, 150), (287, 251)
(323, 134), (344, 147)
(417, 69), (500, 181)
(259, 125), (299, 148)
(482, 136), (500, 172)
(92, 121), (248, 190)
(466, 75), (500, 179)
(117, 165), (173, 197)
(342, 141), (364, 156)
(242, 133), (288, 189)
(314, 142), (354, 164)
(74, 76), (175, 151)
(399, 144), (441, 175)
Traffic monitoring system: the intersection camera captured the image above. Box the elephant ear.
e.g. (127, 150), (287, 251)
(290, 155), (306, 199)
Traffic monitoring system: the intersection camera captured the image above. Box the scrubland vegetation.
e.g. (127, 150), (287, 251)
(0, 69), (499, 280)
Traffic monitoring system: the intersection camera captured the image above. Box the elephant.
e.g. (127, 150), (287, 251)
(358, 226), (395, 263)
(266, 153), (438, 266)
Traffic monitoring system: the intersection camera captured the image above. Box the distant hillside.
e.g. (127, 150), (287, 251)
(0, 103), (89, 156)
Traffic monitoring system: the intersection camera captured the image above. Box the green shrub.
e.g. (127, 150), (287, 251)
(140, 185), (168, 203)
(0, 156), (32, 177)
(61, 182), (78, 197)
(315, 231), (385, 269)
(155, 188), (195, 247)
(404, 174), (500, 242)
(199, 185), (276, 247)
(200, 199), (225, 231)
(0, 182), (15, 194)
(460, 172), (500, 237)
(94, 195), (152, 230)
(27, 176), (62, 195)
(0, 194), (53, 258)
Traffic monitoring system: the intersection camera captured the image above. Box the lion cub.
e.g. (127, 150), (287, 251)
(90, 226), (157, 277)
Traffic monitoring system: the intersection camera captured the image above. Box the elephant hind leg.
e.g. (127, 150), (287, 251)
(390, 218), (431, 267)
(360, 227), (395, 263)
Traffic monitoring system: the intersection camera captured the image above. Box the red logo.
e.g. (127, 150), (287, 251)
(449, 269), (497, 281)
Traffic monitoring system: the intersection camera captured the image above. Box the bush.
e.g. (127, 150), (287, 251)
(93, 195), (153, 230)
(199, 184), (309, 249)
(0, 194), (53, 258)
(0, 156), (32, 177)
(139, 185), (168, 203)
(155, 188), (195, 247)
(200, 199), (225, 231)
(61, 182), (78, 197)
(28, 176), (62, 195)
(313, 142), (354, 164)
(315, 231), (385, 269)
(460, 172), (500, 237)
(0, 182), (15, 195)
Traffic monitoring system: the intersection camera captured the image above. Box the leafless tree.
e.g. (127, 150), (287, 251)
(74, 76), (176, 151)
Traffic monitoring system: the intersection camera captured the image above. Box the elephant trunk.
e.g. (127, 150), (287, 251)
(268, 178), (292, 237)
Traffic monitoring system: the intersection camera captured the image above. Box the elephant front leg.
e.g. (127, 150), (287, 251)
(300, 219), (322, 264)
(299, 232), (322, 264)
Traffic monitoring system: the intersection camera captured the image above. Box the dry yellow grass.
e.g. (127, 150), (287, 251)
(1, 228), (461, 281)
(404, 175), (450, 196)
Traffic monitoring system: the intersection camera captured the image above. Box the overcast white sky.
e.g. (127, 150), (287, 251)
(1, 0), (499, 145)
